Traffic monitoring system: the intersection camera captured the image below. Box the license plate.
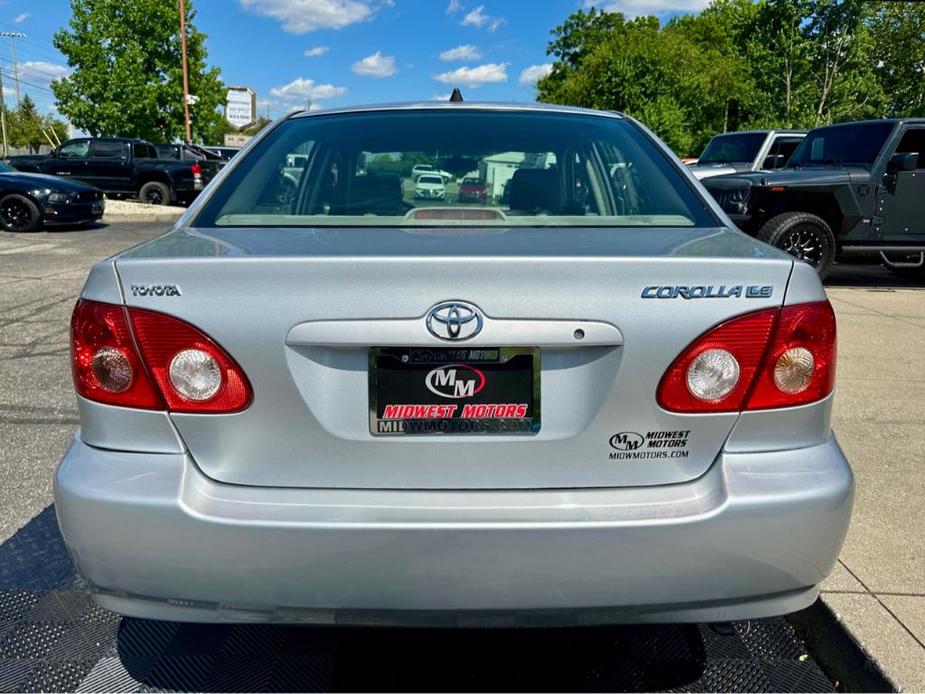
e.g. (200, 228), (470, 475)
(369, 347), (540, 435)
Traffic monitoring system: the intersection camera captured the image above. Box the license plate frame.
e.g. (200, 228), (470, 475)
(369, 346), (540, 436)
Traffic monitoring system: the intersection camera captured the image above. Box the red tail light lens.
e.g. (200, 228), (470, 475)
(746, 301), (837, 409)
(70, 300), (251, 413)
(70, 300), (163, 409)
(191, 162), (203, 177)
(129, 308), (252, 413)
(657, 301), (836, 413)
(657, 308), (778, 413)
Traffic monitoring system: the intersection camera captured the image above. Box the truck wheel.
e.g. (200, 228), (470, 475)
(757, 212), (835, 280)
(0, 194), (42, 232)
(139, 181), (171, 206)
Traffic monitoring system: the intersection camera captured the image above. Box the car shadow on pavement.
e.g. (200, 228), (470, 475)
(825, 261), (925, 289)
(0, 507), (836, 693)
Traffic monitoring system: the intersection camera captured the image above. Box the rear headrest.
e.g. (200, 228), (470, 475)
(507, 168), (565, 214)
(334, 174), (404, 215)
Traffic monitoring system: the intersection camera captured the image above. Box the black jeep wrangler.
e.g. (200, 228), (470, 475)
(702, 118), (925, 279)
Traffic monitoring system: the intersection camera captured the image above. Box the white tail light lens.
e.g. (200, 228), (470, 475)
(686, 348), (740, 401)
(90, 347), (133, 393)
(773, 347), (814, 394)
(168, 349), (222, 401)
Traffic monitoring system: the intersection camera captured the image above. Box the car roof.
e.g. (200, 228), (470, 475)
(808, 118), (925, 130)
(288, 101), (626, 120)
(710, 129), (806, 136)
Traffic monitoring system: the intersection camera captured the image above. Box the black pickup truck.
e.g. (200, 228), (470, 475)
(6, 137), (221, 205)
(702, 118), (925, 279)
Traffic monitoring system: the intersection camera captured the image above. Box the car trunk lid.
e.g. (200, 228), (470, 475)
(115, 225), (793, 490)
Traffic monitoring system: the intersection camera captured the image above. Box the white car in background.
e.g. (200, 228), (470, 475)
(414, 174), (446, 200)
(411, 164), (452, 182)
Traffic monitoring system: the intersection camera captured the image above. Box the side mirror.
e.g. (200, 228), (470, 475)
(52, 147), (61, 158)
(887, 152), (918, 173)
(762, 154), (785, 170)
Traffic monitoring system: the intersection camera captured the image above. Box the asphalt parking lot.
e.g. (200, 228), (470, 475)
(0, 221), (921, 691)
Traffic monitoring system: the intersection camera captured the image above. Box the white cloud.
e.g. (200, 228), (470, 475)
(308, 102), (324, 111)
(304, 46), (329, 57)
(461, 5), (504, 31)
(240, 0), (375, 33)
(518, 63), (552, 85)
(14, 12), (28, 23)
(446, 0), (463, 15)
(352, 51), (396, 77)
(432, 93), (452, 101)
(439, 44), (481, 62)
(269, 77), (347, 108)
(585, 0), (710, 18)
(18, 61), (70, 87)
(433, 62), (507, 87)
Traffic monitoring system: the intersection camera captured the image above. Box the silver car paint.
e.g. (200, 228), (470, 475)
(57, 102), (852, 623)
(55, 432), (852, 624)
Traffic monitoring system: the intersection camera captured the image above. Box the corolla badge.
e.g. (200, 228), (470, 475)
(426, 301), (483, 341)
(641, 285), (773, 299)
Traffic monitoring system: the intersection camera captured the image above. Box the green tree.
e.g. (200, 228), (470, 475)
(536, 1), (912, 155)
(51, 0), (224, 143)
(868, 2), (925, 117)
(7, 95), (69, 152)
(539, 13), (747, 154)
(802, 0), (884, 124)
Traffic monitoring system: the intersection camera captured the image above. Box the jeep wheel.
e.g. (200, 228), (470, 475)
(139, 181), (171, 206)
(757, 212), (836, 280)
(0, 194), (41, 232)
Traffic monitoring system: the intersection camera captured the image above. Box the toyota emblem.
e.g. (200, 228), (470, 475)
(426, 302), (483, 341)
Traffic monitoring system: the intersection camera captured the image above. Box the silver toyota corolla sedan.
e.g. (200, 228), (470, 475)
(55, 103), (853, 626)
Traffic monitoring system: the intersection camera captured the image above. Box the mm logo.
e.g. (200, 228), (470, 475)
(609, 432), (645, 451)
(425, 364), (486, 399)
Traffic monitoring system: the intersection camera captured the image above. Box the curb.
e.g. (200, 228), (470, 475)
(103, 214), (183, 223)
(788, 599), (897, 692)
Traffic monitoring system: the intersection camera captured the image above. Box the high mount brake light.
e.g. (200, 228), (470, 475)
(657, 301), (836, 413)
(70, 300), (252, 413)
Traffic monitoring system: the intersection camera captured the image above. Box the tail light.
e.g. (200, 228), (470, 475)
(71, 301), (163, 409)
(657, 301), (836, 413)
(191, 162), (202, 178)
(70, 300), (252, 413)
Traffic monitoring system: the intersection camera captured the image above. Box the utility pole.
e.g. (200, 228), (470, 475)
(0, 58), (8, 157)
(0, 32), (26, 104)
(178, 0), (192, 143)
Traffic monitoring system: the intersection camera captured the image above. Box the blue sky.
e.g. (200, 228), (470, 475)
(1, 0), (708, 124)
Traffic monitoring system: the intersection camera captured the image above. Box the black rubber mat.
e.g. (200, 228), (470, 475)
(0, 507), (836, 692)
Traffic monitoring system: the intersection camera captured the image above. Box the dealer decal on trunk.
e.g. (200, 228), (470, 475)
(608, 430), (691, 460)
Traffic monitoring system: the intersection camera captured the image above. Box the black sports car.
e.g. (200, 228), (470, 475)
(0, 161), (104, 232)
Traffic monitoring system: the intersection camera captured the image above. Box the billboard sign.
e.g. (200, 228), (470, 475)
(225, 87), (256, 130)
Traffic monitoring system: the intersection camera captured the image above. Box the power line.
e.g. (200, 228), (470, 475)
(0, 69), (55, 96)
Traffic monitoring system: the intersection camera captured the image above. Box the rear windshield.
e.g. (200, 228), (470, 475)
(195, 109), (715, 228)
(698, 132), (766, 164)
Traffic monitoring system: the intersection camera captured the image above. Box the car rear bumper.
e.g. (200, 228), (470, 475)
(54, 434), (853, 625)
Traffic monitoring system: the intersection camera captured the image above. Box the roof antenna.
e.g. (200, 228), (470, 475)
(449, 88), (464, 103)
